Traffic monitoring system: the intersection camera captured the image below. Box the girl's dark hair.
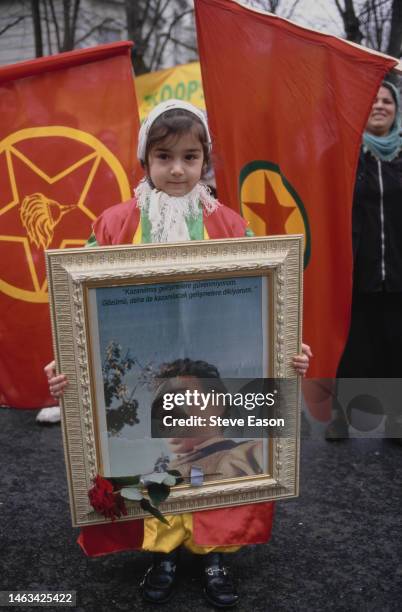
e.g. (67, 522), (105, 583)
(143, 108), (211, 173)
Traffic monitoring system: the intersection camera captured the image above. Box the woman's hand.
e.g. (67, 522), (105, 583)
(44, 360), (68, 399)
(292, 343), (312, 377)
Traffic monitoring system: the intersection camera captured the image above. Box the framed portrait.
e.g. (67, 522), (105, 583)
(46, 235), (303, 527)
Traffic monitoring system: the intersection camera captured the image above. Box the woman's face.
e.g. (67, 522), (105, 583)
(366, 86), (397, 137)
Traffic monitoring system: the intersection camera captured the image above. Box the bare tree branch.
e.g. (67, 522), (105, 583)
(334, 0), (344, 14)
(332, 0), (401, 56)
(0, 15), (26, 37)
(142, 0), (151, 29)
(62, 0), (71, 51)
(0, 0), (197, 72)
(373, 1), (383, 50)
(333, 0), (363, 43)
(143, 0), (170, 48)
(151, 8), (194, 71)
(43, 0), (53, 54)
(169, 36), (197, 52)
(334, 0), (345, 16)
(71, 0), (81, 47)
(47, 0), (61, 50)
(31, 0), (43, 56)
(387, 0), (402, 57)
(74, 17), (116, 46)
(285, 0), (301, 20)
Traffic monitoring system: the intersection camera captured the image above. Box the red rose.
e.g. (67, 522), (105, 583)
(88, 475), (127, 521)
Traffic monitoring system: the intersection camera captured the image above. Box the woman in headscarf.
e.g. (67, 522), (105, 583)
(326, 81), (402, 441)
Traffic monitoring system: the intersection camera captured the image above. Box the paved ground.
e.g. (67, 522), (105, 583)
(1, 406), (401, 611)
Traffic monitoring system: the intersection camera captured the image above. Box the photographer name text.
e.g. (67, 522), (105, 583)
(162, 415), (285, 428)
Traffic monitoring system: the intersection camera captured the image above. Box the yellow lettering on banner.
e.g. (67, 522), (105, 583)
(135, 62), (205, 121)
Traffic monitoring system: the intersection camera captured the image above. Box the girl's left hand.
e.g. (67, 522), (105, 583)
(292, 343), (312, 377)
(44, 360), (68, 399)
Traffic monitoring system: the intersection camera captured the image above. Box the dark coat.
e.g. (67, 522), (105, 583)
(352, 148), (402, 292)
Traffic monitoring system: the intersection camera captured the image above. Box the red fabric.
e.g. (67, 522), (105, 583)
(193, 502), (274, 546)
(78, 520), (144, 558)
(195, 0), (397, 377)
(204, 203), (248, 238)
(302, 378), (336, 422)
(0, 42), (133, 84)
(78, 504), (274, 556)
(93, 197), (248, 245)
(93, 199), (141, 245)
(0, 43), (139, 408)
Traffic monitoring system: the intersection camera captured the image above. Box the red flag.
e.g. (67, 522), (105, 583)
(195, 0), (397, 377)
(0, 42), (139, 408)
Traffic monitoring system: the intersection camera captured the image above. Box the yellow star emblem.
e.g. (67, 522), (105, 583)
(0, 126), (131, 303)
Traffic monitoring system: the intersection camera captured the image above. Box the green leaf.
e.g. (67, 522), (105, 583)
(167, 469), (184, 485)
(141, 471), (170, 485)
(162, 474), (176, 487)
(109, 475), (141, 487)
(167, 469), (181, 478)
(140, 498), (170, 525)
(147, 482), (170, 507)
(120, 487), (143, 501)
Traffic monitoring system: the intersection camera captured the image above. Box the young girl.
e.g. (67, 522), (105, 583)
(46, 99), (311, 608)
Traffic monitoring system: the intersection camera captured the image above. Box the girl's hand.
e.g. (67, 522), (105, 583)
(44, 360), (68, 399)
(292, 343), (312, 377)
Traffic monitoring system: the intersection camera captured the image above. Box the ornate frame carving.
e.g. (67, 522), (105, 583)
(46, 235), (303, 527)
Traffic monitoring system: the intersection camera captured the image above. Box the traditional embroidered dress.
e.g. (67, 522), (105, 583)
(88, 182), (253, 246)
(78, 183), (275, 557)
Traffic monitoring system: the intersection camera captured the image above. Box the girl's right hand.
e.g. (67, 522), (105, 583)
(45, 360), (68, 399)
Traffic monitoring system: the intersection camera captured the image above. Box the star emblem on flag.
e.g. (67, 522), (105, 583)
(244, 173), (294, 236)
(240, 161), (310, 268)
(0, 127), (130, 303)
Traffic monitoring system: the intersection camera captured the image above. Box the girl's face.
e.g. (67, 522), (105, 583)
(146, 129), (205, 197)
(366, 86), (397, 137)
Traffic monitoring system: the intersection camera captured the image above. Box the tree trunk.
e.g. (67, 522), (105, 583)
(386, 0), (402, 58)
(62, 0), (72, 51)
(125, 0), (149, 75)
(31, 0), (43, 57)
(336, 0), (363, 44)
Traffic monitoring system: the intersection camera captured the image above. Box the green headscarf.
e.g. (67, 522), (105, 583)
(363, 81), (402, 161)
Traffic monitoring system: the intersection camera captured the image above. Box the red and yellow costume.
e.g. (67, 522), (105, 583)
(78, 195), (274, 557)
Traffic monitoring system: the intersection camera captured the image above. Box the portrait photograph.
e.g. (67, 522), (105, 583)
(87, 275), (270, 481)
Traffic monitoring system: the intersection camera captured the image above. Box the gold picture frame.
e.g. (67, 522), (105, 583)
(46, 235), (303, 527)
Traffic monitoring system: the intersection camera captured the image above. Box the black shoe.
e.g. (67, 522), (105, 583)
(203, 552), (239, 608)
(388, 437), (402, 446)
(325, 415), (349, 441)
(141, 550), (178, 604)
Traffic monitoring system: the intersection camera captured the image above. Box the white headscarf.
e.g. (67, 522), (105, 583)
(137, 99), (212, 164)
